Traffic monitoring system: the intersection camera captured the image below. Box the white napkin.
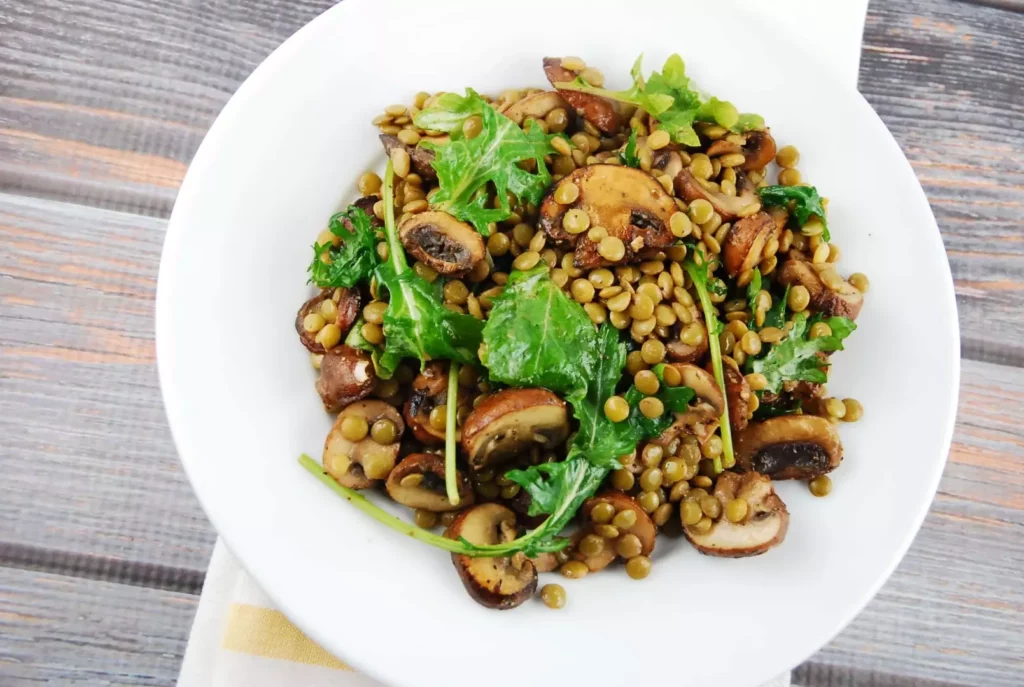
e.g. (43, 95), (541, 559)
(176, 2), (868, 685)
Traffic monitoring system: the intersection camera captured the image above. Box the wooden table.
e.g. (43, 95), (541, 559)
(1, 0), (1022, 684)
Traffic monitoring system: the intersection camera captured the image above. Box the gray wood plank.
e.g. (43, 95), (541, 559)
(0, 565), (194, 686)
(0, 192), (214, 571)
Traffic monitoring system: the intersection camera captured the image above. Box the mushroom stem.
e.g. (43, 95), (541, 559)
(382, 161), (408, 274)
(683, 257), (735, 473)
(445, 362), (461, 507)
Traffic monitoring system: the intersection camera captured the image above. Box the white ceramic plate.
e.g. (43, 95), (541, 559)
(156, 1), (960, 685)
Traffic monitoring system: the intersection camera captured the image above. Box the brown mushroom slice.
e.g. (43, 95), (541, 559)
(403, 362), (470, 445)
(322, 400), (405, 489)
(296, 288), (361, 353)
(722, 363), (752, 432)
(684, 472), (789, 557)
(529, 552), (560, 573)
(669, 363), (726, 424)
(652, 148), (684, 179)
(446, 504), (537, 610)
(582, 492), (656, 554)
(504, 90), (571, 126)
(777, 258), (864, 320)
(571, 528), (618, 572)
(461, 388), (570, 471)
(735, 415), (842, 480)
(385, 453), (474, 512)
(674, 168), (759, 222)
(316, 345), (376, 413)
(542, 57), (621, 135)
(398, 212), (485, 276)
(707, 130), (777, 171)
(539, 165), (677, 269)
(722, 212), (777, 277)
(379, 134), (437, 182)
(665, 323), (709, 364)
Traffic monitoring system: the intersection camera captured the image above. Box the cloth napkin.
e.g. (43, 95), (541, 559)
(176, 2), (868, 685)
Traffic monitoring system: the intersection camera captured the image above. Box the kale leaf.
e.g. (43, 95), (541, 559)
(751, 313), (857, 394)
(308, 204), (379, 289)
(757, 185), (830, 241)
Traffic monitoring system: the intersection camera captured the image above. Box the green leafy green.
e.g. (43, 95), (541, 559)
(308, 204), (379, 289)
(747, 268), (762, 313)
(623, 364), (696, 439)
(481, 266), (595, 395)
(752, 396), (803, 420)
(762, 285), (790, 331)
(618, 128), (640, 168)
(683, 247), (733, 473)
(373, 163), (484, 378)
(694, 97), (763, 133)
(751, 313), (857, 394)
(758, 185), (830, 241)
(415, 89), (555, 236)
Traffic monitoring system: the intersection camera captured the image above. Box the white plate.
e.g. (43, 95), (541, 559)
(156, 1), (960, 685)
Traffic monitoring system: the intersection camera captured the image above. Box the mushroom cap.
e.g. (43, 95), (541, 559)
(708, 130), (778, 172)
(295, 288), (360, 353)
(403, 362), (467, 445)
(461, 388), (569, 471)
(777, 258), (864, 320)
(665, 324), (709, 364)
(446, 503), (537, 610)
(673, 168), (759, 222)
(379, 134), (437, 181)
(668, 363), (726, 423)
(316, 345), (377, 413)
(504, 90), (570, 126)
(322, 400), (405, 488)
(539, 165), (677, 269)
(735, 415), (843, 480)
(722, 212), (778, 277)
(684, 471), (789, 557)
(385, 453), (474, 512)
(542, 57), (621, 134)
(399, 211), (485, 277)
(582, 492), (657, 555)
(721, 362), (752, 432)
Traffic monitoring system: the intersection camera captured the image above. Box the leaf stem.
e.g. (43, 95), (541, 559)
(382, 161), (408, 274)
(444, 362), (461, 507)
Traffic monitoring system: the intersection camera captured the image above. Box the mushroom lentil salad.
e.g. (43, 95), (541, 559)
(297, 54), (869, 610)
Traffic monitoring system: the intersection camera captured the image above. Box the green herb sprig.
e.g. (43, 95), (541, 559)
(751, 313), (856, 394)
(758, 185), (830, 241)
(308, 204), (380, 289)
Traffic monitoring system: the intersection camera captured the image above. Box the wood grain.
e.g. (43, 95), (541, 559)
(0, 193), (214, 571)
(0, 566), (195, 686)
(1, 0), (1023, 362)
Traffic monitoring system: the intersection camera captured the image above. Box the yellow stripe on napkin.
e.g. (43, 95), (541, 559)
(221, 603), (352, 670)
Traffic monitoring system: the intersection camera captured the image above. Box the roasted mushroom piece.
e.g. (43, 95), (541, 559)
(385, 453), (474, 511)
(323, 400), (405, 489)
(706, 129), (778, 172)
(542, 57), (621, 134)
(504, 90), (570, 126)
(684, 472), (789, 557)
(379, 134), (437, 182)
(652, 148), (685, 179)
(722, 212), (778, 277)
(399, 211), (485, 276)
(296, 288), (360, 353)
(777, 257), (864, 320)
(722, 363), (752, 432)
(735, 415), (842, 480)
(316, 345), (376, 413)
(446, 504), (537, 610)
(666, 322), (709, 363)
(672, 363), (726, 424)
(539, 165), (677, 269)
(404, 362), (471, 445)
(576, 492), (657, 571)
(461, 388), (569, 471)
(673, 168), (761, 222)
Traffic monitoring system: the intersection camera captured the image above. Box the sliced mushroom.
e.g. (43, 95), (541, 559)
(351, 194), (384, 228)
(722, 212), (778, 277)
(684, 471), (789, 557)
(529, 552), (560, 573)
(652, 148), (685, 179)
(403, 363), (470, 445)
(570, 528), (617, 572)
(385, 453), (474, 512)
(542, 57), (621, 135)
(671, 363), (726, 424)
(316, 345), (376, 412)
(539, 165), (677, 269)
(379, 134), (437, 182)
(666, 322), (709, 364)
(706, 129), (777, 171)
(777, 258), (864, 320)
(446, 504), (537, 610)
(461, 388), (569, 471)
(398, 211), (485, 276)
(296, 288), (361, 353)
(735, 415), (842, 480)
(578, 491), (657, 571)
(673, 168), (759, 222)
(504, 90), (571, 126)
(722, 363), (752, 432)
(322, 400), (406, 489)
